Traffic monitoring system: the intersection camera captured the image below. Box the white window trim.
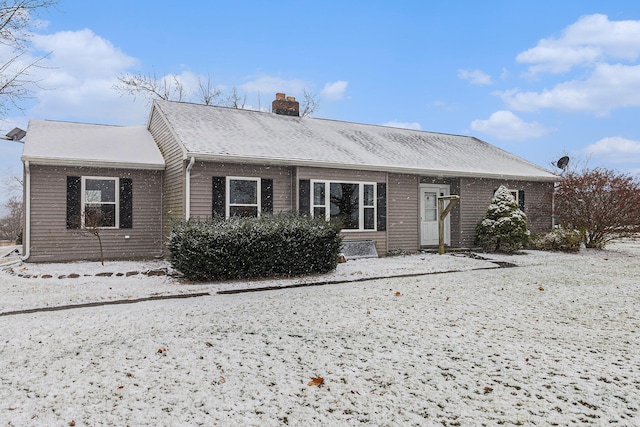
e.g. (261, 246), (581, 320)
(226, 176), (261, 218)
(311, 179), (377, 232)
(81, 176), (120, 229)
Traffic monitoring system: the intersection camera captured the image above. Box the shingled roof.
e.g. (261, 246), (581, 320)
(152, 99), (558, 181)
(22, 119), (165, 170)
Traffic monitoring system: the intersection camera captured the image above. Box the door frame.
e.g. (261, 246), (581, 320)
(419, 184), (451, 246)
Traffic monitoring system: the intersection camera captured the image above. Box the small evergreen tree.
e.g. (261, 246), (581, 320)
(476, 186), (530, 253)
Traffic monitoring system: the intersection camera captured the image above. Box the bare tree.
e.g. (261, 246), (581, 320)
(2, 167), (22, 195)
(0, 0), (58, 116)
(0, 169), (23, 242)
(80, 207), (108, 265)
(226, 86), (246, 109)
(197, 75), (222, 105)
(300, 89), (319, 117)
(113, 71), (187, 105)
(0, 195), (22, 241)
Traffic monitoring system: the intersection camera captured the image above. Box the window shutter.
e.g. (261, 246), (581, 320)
(212, 176), (226, 217)
(261, 178), (273, 214)
(66, 176), (81, 229)
(518, 190), (525, 211)
(377, 182), (387, 231)
(299, 179), (310, 215)
(119, 178), (133, 229)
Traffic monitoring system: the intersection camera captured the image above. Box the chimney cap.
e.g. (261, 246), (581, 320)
(275, 92), (286, 99)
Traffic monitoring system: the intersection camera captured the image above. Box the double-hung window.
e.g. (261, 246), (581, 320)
(312, 180), (376, 231)
(212, 176), (273, 218)
(66, 175), (133, 230)
(83, 177), (118, 228)
(227, 177), (260, 217)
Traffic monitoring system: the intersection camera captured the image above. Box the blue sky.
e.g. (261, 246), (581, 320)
(2, 0), (640, 207)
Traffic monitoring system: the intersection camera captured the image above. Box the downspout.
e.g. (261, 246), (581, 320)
(185, 156), (196, 220)
(551, 181), (556, 228)
(21, 161), (31, 261)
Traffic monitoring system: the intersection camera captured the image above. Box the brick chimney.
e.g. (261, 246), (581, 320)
(272, 93), (300, 117)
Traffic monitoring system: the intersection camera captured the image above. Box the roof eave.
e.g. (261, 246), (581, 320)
(21, 156), (166, 171)
(187, 152), (560, 182)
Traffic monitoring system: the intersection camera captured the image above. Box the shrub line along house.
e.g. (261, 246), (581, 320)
(21, 93), (559, 263)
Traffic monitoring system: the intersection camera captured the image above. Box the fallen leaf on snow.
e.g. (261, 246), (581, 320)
(308, 376), (325, 386)
(483, 386), (493, 394)
(538, 286), (545, 291)
(68, 421), (76, 427)
(394, 291), (402, 297)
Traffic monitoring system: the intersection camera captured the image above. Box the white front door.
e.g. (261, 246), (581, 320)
(420, 184), (450, 246)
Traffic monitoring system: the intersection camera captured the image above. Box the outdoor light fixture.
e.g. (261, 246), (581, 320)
(3, 127), (26, 142)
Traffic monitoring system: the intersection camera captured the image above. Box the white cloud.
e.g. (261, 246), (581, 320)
(458, 69), (492, 85)
(382, 121), (422, 131)
(584, 136), (640, 163)
(32, 29), (138, 77)
(517, 14), (640, 74)
(470, 110), (550, 141)
(321, 80), (348, 100)
(21, 29), (148, 124)
(500, 63), (640, 115)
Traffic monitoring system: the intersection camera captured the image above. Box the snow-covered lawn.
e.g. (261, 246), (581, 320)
(1, 240), (639, 425)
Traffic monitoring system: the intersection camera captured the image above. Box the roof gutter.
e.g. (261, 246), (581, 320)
(185, 152), (560, 182)
(185, 156), (196, 220)
(20, 156), (165, 171)
(21, 161), (30, 261)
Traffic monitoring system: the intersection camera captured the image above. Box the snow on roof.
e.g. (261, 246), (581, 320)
(22, 120), (165, 170)
(154, 99), (558, 181)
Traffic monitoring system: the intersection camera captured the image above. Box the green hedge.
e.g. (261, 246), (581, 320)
(167, 214), (343, 281)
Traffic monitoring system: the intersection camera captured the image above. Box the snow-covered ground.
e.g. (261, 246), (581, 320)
(1, 240), (639, 425)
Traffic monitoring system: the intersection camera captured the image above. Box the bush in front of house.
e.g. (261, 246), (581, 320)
(475, 185), (530, 253)
(531, 228), (583, 252)
(167, 213), (343, 281)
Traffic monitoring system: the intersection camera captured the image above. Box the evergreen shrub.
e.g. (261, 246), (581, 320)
(167, 213), (343, 281)
(475, 185), (530, 253)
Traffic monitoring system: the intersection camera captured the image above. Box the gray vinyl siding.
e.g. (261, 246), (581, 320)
(297, 166), (386, 183)
(458, 178), (554, 246)
(387, 173), (419, 252)
(26, 165), (163, 262)
(189, 162), (294, 218)
(148, 108), (185, 228)
(517, 181), (554, 232)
